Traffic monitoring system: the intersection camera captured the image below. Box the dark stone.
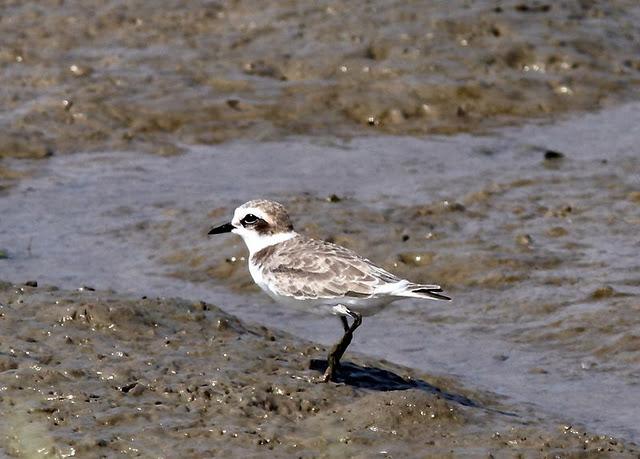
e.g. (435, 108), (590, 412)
(544, 149), (565, 160)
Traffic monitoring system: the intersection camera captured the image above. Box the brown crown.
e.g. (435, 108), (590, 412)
(240, 199), (294, 234)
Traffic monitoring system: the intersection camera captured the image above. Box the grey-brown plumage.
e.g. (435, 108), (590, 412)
(253, 236), (423, 300)
(250, 236), (449, 316)
(208, 199), (451, 382)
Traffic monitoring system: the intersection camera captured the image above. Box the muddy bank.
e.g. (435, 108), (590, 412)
(1, 0), (640, 161)
(1, 101), (639, 442)
(0, 282), (636, 457)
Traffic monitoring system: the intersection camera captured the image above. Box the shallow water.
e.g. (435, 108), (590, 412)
(1, 103), (639, 441)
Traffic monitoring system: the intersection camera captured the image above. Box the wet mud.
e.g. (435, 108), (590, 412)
(1, 0), (640, 161)
(1, 0), (640, 454)
(1, 102), (639, 445)
(1, 283), (637, 457)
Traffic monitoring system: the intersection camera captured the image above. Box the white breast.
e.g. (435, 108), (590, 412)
(248, 260), (271, 294)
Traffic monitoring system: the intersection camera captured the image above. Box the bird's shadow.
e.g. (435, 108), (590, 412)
(309, 359), (516, 416)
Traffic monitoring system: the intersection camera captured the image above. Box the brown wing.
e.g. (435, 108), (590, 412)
(259, 237), (400, 300)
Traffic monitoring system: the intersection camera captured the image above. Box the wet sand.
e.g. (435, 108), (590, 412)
(1, 282), (637, 457)
(1, 0), (639, 163)
(1, 102), (639, 448)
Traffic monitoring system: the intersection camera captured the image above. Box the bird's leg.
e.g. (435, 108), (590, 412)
(321, 306), (363, 382)
(323, 316), (351, 381)
(340, 315), (349, 332)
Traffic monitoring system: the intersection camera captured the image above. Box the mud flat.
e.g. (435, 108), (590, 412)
(1, 101), (640, 444)
(0, 283), (637, 457)
(1, 0), (640, 161)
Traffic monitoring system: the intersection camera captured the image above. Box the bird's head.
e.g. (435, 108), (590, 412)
(208, 199), (296, 253)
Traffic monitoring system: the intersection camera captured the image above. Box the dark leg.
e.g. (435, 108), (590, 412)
(321, 309), (363, 382)
(340, 315), (349, 332)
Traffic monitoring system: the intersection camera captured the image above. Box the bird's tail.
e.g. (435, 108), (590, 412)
(393, 282), (452, 301)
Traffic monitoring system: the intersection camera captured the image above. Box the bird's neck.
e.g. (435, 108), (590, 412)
(243, 231), (298, 255)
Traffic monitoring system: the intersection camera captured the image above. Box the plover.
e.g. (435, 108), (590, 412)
(209, 199), (451, 382)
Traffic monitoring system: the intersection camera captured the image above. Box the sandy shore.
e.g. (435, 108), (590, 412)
(0, 282), (636, 457)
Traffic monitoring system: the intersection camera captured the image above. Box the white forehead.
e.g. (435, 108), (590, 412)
(232, 206), (269, 223)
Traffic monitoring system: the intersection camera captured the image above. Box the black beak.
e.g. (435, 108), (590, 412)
(208, 222), (234, 235)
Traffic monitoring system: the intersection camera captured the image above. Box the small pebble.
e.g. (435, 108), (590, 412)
(544, 150), (565, 160)
(516, 234), (533, 247)
(529, 367), (549, 374)
(442, 200), (465, 212)
(547, 226), (568, 237)
(627, 191), (640, 203)
(226, 99), (241, 109)
(590, 286), (615, 300)
(69, 64), (93, 77)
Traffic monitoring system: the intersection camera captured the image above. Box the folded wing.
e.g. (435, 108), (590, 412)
(259, 237), (399, 300)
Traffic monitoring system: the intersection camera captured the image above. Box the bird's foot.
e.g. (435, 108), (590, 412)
(313, 374), (331, 384)
(315, 363), (338, 383)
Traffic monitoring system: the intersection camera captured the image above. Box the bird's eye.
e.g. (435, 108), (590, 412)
(241, 214), (258, 226)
